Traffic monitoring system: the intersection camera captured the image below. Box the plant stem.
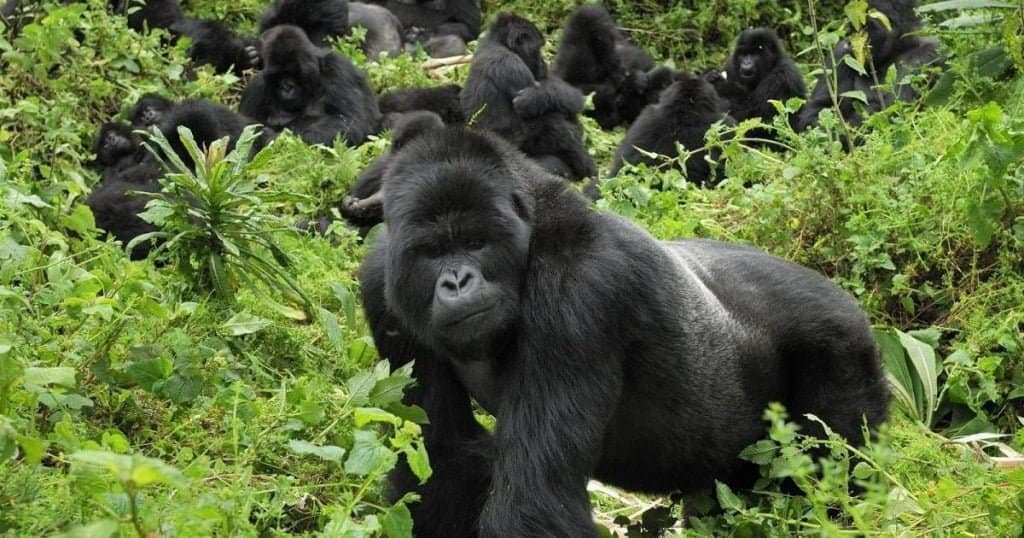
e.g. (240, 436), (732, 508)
(128, 487), (147, 538)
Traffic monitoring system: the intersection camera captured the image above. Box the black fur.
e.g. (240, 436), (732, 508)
(613, 73), (735, 185)
(348, 2), (403, 59)
(603, 65), (676, 127)
(708, 28), (805, 141)
(109, 0), (183, 32)
(371, 0), (481, 57)
(361, 126), (890, 537)
(796, 0), (944, 131)
(379, 84), (464, 124)
(552, 5), (660, 129)
(88, 100), (272, 260)
(156, 99), (273, 169)
(259, 0), (349, 47)
(88, 120), (163, 260)
(461, 13), (595, 183)
(340, 110), (445, 232)
(91, 122), (142, 175)
(239, 25), (381, 146)
(171, 18), (258, 76)
(129, 94), (174, 129)
(87, 172), (162, 260)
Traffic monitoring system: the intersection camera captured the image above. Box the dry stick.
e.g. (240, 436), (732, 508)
(424, 54), (473, 79)
(422, 54), (473, 70)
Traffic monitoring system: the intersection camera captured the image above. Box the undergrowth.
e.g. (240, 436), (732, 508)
(1, 0), (1022, 536)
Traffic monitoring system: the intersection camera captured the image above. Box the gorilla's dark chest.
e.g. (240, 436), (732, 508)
(451, 358), (501, 413)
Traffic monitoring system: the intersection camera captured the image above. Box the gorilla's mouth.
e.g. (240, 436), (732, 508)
(739, 69), (757, 80)
(446, 306), (495, 327)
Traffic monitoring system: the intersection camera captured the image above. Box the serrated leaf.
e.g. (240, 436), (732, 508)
(288, 439), (346, 463)
(124, 356), (173, 391)
(130, 456), (184, 487)
(381, 502), (414, 538)
(61, 204), (96, 237)
(369, 375), (414, 407)
(345, 430), (397, 476)
(386, 403), (429, 424)
(715, 481), (744, 512)
(737, 439), (778, 465)
(346, 369), (378, 407)
(403, 441), (432, 483)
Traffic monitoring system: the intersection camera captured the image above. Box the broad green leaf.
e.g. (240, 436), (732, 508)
(288, 439), (346, 463)
(877, 329), (919, 420)
(60, 204), (96, 237)
(320, 307), (345, 353)
(896, 330), (939, 425)
(345, 430), (397, 476)
(220, 312), (272, 336)
(369, 375), (414, 407)
(23, 367), (75, 388)
(381, 502), (414, 538)
(354, 407), (400, 427)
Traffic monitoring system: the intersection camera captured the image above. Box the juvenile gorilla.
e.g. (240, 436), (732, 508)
(370, 0), (481, 57)
(361, 126), (890, 536)
(461, 13), (595, 184)
(552, 5), (663, 129)
(129, 94), (175, 128)
(348, 2), (403, 59)
(707, 28), (805, 141)
(240, 25), (381, 146)
(88, 100), (272, 259)
(796, 0), (943, 131)
(613, 73), (734, 185)
(259, 0), (349, 47)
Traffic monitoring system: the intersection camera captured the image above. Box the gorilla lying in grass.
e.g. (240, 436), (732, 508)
(360, 125), (890, 536)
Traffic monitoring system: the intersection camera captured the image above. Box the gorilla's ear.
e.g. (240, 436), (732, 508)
(392, 111), (445, 150)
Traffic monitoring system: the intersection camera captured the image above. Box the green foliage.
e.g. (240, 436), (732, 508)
(877, 328), (941, 426)
(136, 125), (314, 319)
(2, 0), (1024, 535)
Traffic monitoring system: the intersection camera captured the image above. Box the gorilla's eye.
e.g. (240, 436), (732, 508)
(756, 44), (765, 51)
(464, 239), (486, 251)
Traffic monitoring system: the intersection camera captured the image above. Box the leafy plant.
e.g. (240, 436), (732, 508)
(133, 125), (314, 319)
(876, 328), (941, 426)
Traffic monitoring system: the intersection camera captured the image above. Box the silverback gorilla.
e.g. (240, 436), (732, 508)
(360, 125), (890, 536)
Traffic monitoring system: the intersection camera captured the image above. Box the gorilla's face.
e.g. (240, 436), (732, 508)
(381, 133), (531, 355)
(731, 29), (781, 86)
(95, 125), (136, 165)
